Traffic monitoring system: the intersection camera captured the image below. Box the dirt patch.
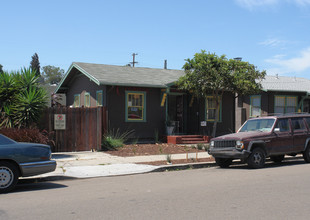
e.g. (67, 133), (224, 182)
(104, 143), (214, 166)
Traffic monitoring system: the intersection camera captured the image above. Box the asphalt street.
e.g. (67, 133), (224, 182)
(1, 159), (310, 220)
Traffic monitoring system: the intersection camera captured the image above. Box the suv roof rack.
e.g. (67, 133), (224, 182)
(262, 112), (310, 116)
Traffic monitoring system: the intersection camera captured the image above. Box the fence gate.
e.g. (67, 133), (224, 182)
(40, 107), (107, 152)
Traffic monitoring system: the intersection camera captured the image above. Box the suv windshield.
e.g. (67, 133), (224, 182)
(239, 118), (275, 132)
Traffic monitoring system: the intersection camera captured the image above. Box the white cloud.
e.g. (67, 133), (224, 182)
(235, 0), (310, 9)
(265, 47), (310, 74)
(259, 38), (287, 48)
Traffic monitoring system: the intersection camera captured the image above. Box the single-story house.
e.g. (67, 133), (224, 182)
(55, 62), (310, 141)
(55, 62), (235, 141)
(235, 75), (310, 130)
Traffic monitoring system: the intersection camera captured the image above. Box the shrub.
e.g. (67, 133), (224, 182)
(0, 128), (49, 144)
(197, 143), (204, 150)
(101, 128), (134, 151)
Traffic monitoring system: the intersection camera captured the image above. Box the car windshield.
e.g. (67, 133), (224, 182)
(239, 118), (275, 132)
(0, 134), (16, 145)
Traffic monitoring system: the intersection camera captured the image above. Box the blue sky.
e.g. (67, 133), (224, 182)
(1, 0), (310, 78)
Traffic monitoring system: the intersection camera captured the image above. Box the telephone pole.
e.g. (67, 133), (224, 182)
(130, 53), (138, 67)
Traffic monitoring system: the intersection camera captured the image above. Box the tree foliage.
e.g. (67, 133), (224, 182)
(0, 64), (3, 73)
(42, 65), (64, 85)
(177, 51), (266, 137)
(0, 68), (47, 128)
(30, 53), (41, 76)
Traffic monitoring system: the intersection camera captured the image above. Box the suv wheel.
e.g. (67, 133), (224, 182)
(247, 148), (266, 169)
(0, 161), (19, 194)
(215, 158), (232, 168)
(270, 155), (285, 163)
(303, 145), (310, 163)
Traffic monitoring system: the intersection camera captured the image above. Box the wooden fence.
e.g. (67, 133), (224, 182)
(40, 107), (107, 152)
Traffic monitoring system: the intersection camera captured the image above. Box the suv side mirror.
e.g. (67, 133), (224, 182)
(274, 128), (280, 132)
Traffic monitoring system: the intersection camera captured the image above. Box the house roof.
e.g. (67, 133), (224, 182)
(55, 62), (185, 92)
(55, 62), (310, 95)
(260, 75), (310, 94)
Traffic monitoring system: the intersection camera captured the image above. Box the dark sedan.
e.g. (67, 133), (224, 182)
(0, 134), (56, 193)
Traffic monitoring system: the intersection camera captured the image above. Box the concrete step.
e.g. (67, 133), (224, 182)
(181, 141), (209, 144)
(181, 138), (205, 141)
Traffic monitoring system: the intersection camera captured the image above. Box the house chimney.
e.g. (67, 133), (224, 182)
(164, 60), (167, 69)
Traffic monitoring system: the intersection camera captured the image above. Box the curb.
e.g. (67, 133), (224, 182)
(18, 161), (217, 185)
(153, 161), (217, 172)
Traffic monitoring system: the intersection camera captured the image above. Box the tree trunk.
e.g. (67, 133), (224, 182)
(212, 120), (217, 137)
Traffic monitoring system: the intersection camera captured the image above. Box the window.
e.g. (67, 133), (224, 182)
(275, 96), (297, 114)
(126, 91), (146, 122)
(239, 118), (275, 132)
(73, 94), (80, 107)
(305, 117), (310, 128)
(96, 90), (103, 106)
(274, 119), (290, 132)
(84, 93), (90, 107)
(206, 96), (222, 121)
(291, 118), (306, 131)
(250, 95), (261, 117)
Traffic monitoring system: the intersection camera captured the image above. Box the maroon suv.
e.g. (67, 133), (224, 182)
(208, 114), (310, 168)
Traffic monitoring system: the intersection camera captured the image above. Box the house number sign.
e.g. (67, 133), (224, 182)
(54, 114), (66, 130)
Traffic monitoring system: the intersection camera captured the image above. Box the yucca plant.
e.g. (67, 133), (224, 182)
(102, 128), (135, 150)
(0, 106), (15, 128)
(0, 68), (47, 128)
(0, 71), (18, 107)
(13, 86), (47, 127)
(15, 68), (40, 91)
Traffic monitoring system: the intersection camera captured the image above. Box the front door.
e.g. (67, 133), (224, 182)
(167, 95), (184, 134)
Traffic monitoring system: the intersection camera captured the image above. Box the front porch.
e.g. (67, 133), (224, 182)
(167, 135), (211, 144)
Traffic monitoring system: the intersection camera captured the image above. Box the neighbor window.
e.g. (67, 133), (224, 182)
(274, 96), (297, 114)
(73, 94), (80, 107)
(85, 92), (90, 107)
(206, 96), (222, 122)
(250, 95), (261, 117)
(96, 90), (103, 106)
(126, 91), (146, 122)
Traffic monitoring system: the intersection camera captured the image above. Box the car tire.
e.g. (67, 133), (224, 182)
(303, 145), (310, 163)
(270, 155), (285, 163)
(247, 148), (266, 169)
(0, 161), (19, 194)
(215, 158), (232, 168)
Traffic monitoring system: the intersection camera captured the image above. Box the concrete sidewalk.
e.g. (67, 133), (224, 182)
(21, 151), (214, 181)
